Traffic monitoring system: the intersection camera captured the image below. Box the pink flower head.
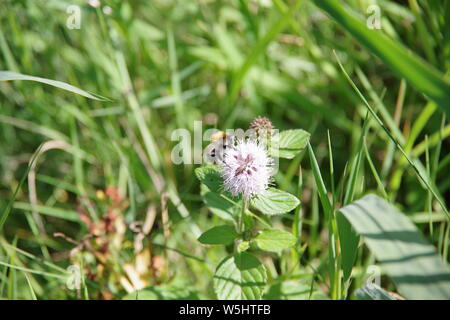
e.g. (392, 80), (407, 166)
(220, 139), (273, 197)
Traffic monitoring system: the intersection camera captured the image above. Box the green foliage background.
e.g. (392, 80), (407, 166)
(0, 0), (449, 300)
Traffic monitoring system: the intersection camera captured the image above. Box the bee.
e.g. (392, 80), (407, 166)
(211, 131), (229, 142)
(206, 131), (234, 164)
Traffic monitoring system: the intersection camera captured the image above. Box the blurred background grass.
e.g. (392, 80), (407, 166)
(0, 0), (449, 299)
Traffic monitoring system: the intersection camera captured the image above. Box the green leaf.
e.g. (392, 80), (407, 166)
(340, 194), (450, 300)
(312, 0), (450, 116)
(250, 188), (300, 215)
(255, 229), (297, 252)
(270, 129), (310, 159)
(201, 185), (236, 222)
(337, 212), (359, 281)
(197, 225), (239, 245)
(214, 252), (267, 300)
(0, 71), (107, 101)
(355, 284), (396, 300)
(195, 165), (223, 193)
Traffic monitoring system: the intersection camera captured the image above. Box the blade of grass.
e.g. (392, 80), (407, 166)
(339, 114), (370, 287)
(363, 140), (388, 199)
(0, 144), (43, 231)
(308, 142), (341, 299)
(23, 272), (37, 300)
(228, 0), (303, 105)
(0, 261), (67, 279)
(13, 202), (80, 222)
(0, 71), (108, 101)
(333, 50), (449, 219)
(167, 26), (185, 129)
(313, 0), (450, 115)
(0, 239), (67, 273)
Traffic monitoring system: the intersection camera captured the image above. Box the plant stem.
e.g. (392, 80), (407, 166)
(291, 166), (303, 271)
(239, 197), (249, 236)
(330, 213), (342, 300)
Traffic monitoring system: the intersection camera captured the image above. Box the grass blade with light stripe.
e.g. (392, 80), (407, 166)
(0, 71), (108, 101)
(340, 194), (450, 300)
